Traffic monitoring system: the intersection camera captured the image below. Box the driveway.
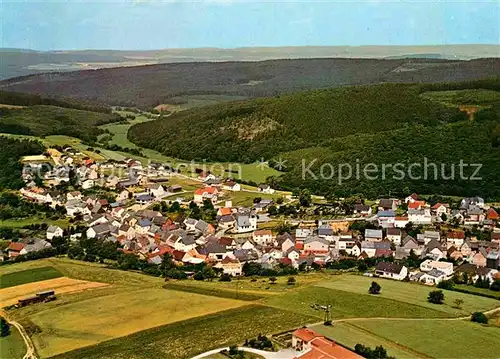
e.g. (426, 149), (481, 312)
(191, 347), (296, 359)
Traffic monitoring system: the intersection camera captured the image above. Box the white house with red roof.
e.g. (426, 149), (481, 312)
(193, 186), (219, 204)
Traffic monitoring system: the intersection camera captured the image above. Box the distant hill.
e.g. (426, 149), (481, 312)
(1, 57), (499, 109)
(0, 92), (121, 142)
(128, 78), (500, 199)
(0, 44), (498, 80)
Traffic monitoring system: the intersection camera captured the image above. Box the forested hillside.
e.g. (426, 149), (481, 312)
(128, 83), (468, 162)
(128, 78), (500, 199)
(0, 136), (44, 189)
(274, 121), (500, 199)
(0, 91), (111, 113)
(1, 58), (499, 108)
(0, 105), (122, 142)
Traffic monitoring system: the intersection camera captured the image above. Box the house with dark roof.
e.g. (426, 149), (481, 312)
(375, 262), (408, 281)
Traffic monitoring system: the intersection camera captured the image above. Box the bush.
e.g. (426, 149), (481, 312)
(219, 273), (232, 282)
(437, 280), (454, 290)
(471, 312), (488, 324)
(428, 290), (445, 304)
(287, 277), (296, 285)
(368, 281), (381, 295)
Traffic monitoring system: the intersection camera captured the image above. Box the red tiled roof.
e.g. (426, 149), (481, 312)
(375, 249), (394, 258)
(295, 242), (304, 250)
(408, 201), (426, 209)
(280, 257), (292, 265)
(219, 207), (232, 216)
(293, 328), (322, 342)
(172, 250), (186, 261)
(8, 242), (25, 252)
(300, 337), (363, 359)
(218, 237), (234, 246)
(447, 231), (465, 239)
(432, 202), (448, 210)
(194, 186), (218, 195)
(487, 208), (499, 220)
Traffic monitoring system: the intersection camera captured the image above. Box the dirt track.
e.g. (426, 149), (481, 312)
(0, 277), (108, 307)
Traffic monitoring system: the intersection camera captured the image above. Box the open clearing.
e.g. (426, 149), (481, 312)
(0, 277), (108, 307)
(0, 266), (63, 289)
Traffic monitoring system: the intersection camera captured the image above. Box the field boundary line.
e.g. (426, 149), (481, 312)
(0, 309), (38, 359)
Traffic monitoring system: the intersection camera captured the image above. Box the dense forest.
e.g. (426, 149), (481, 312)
(273, 120), (500, 200)
(128, 78), (500, 199)
(128, 82), (470, 162)
(0, 136), (44, 189)
(1, 58), (499, 108)
(0, 91), (112, 114)
(0, 105), (122, 142)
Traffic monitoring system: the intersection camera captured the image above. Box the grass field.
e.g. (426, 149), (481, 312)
(0, 266), (63, 289)
(315, 275), (499, 316)
(0, 217), (70, 229)
(225, 190), (283, 207)
(0, 324), (26, 359)
(346, 319), (500, 359)
(454, 284), (500, 299)
(311, 322), (429, 359)
(263, 286), (451, 319)
(50, 305), (315, 359)
(26, 287), (246, 357)
(3, 259), (499, 358)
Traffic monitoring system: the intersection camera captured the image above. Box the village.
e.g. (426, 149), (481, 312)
(3, 145), (499, 294)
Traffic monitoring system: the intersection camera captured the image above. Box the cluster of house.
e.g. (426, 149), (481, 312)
(354, 194), (499, 229)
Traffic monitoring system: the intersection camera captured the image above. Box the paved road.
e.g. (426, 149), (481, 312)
(0, 309), (38, 359)
(191, 347), (296, 359)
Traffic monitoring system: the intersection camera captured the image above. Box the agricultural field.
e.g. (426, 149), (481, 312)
(262, 286), (451, 320)
(315, 275), (500, 317)
(0, 324), (26, 359)
(50, 305), (315, 359)
(25, 287), (246, 357)
(0, 276), (108, 307)
(0, 266), (63, 289)
(2, 259), (499, 358)
(344, 319), (500, 359)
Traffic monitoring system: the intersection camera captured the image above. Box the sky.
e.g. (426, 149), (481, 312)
(1, 0), (499, 51)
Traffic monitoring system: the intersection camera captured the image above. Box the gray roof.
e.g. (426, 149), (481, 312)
(376, 262), (404, 274)
(365, 229), (383, 239)
(236, 214), (251, 227)
(318, 226), (334, 236)
(304, 236), (329, 245)
(47, 225), (62, 233)
(427, 268), (446, 277)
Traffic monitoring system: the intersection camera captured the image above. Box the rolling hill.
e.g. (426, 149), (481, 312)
(0, 92), (121, 142)
(1, 57), (499, 109)
(1, 45), (499, 80)
(127, 78), (500, 199)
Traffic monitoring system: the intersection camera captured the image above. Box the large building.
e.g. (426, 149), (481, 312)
(292, 328), (363, 359)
